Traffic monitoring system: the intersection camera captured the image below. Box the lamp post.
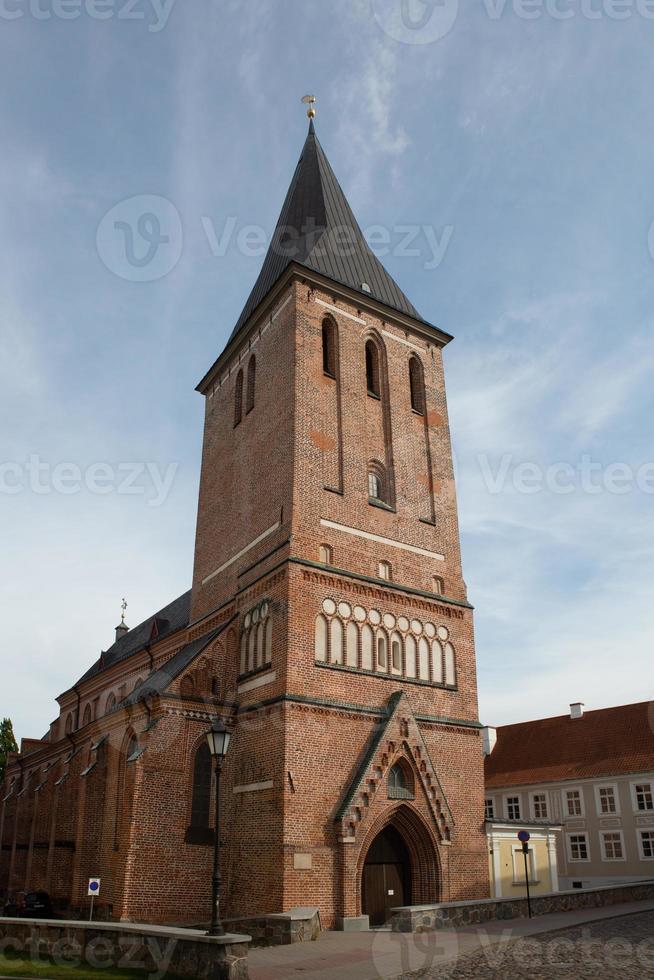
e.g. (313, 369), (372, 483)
(205, 720), (232, 936)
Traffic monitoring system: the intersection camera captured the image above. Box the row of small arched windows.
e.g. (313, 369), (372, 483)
(234, 354), (256, 426)
(322, 318), (426, 415)
(61, 681), (142, 735)
(314, 614), (456, 687)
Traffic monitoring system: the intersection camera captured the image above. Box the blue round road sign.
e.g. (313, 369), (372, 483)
(517, 830), (530, 843)
(89, 880), (99, 893)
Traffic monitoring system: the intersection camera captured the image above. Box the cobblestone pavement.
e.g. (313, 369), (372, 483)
(404, 910), (654, 979)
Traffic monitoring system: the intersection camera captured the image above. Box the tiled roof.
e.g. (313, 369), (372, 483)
(74, 590), (191, 686)
(226, 121), (429, 348)
(485, 701), (654, 788)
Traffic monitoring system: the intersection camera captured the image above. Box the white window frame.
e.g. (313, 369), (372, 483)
(637, 829), (654, 860)
(529, 791), (549, 821)
(511, 845), (538, 884)
(504, 794), (521, 821)
(485, 797), (495, 820)
(566, 832), (591, 863)
(599, 829), (626, 862)
(563, 787), (585, 818)
(630, 780), (654, 813)
(594, 783), (620, 817)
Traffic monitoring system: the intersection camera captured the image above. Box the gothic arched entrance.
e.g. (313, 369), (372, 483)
(361, 825), (412, 927)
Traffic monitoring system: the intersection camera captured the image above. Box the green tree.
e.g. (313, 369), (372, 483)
(0, 719), (18, 782)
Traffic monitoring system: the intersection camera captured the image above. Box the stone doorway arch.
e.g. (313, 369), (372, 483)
(357, 803), (441, 926)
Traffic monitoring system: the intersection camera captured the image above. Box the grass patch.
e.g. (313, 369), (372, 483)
(0, 949), (181, 978)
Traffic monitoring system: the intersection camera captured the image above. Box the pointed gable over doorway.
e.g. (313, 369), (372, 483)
(335, 691), (454, 845)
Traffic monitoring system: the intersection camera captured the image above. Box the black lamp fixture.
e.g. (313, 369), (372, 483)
(206, 720), (232, 936)
(206, 721), (232, 760)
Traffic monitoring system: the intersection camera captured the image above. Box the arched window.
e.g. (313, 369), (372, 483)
(433, 576), (444, 595)
(234, 369), (243, 427)
(418, 637), (430, 681)
(365, 340), (380, 397)
(391, 633), (403, 675)
(105, 693), (116, 715)
(378, 560), (392, 581)
(431, 641), (444, 684)
(180, 675), (195, 698)
(376, 631), (388, 671)
(409, 356), (425, 415)
(319, 544), (333, 565)
(315, 614), (328, 662)
(361, 624), (374, 671)
(190, 742), (212, 830)
(125, 732), (140, 763)
(388, 762), (415, 800)
(444, 643), (456, 686)
(256, 621), (265, 669)
(346, 621), (358, 668)
(264, 616), (273, 665)
(405, 634), (417, 678)
(368, 461), (386, 503)
(322, 318), (337, 377)
(330, 618), (344, 665)
(246, 355), (256, 413)
(82, 703), (92, 727)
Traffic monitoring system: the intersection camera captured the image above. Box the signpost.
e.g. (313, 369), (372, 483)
(87, 878), (100, 922)
(517, 831), (532, 918)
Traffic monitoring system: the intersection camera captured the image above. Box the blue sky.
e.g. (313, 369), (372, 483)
(2, 0), (653, 743)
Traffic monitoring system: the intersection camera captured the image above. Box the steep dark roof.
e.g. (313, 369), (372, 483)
(485, 701), (654, 788)
(121, 619), (234, 706)
(227, 121), (427, 347)
(75, 590), (191, 686)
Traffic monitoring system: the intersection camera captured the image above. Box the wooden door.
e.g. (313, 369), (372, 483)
(362, 862), (406, 926)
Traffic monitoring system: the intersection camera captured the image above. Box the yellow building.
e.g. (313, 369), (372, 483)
(486, 820), (562, 899)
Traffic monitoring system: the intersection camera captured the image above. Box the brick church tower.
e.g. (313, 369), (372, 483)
(0, 117), (489, 929)
(189, 118), (489, 926)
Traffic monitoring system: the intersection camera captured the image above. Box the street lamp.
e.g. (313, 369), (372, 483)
(206, 720), (232, 936)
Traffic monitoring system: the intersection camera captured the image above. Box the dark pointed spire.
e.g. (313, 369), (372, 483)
(226, 126), (425, 346)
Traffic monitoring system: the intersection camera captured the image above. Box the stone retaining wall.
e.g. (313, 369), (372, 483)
(391, 879), (654, 933)
(0, 917), (250, 979)
(223, 907), (321, 947)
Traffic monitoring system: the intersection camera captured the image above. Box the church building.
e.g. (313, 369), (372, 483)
(1, 115), (490, 929)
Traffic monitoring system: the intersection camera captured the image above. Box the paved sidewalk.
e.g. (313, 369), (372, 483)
(247, 899), (654, 980)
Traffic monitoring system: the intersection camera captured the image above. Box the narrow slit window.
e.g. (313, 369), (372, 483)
(246, 355), (256, 414)
(365, 340), (380, 397)
(409, 356), (425, 414)
(322, 319), (336, 377)
(234, 369), (243, 427)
